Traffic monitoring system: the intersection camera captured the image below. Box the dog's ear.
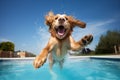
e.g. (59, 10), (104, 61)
(45, 11), (55, 27)
(67, 16), (86, 28)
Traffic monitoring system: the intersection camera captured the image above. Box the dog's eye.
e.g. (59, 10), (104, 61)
(55, 16), (58, 20)
(65, 17), (68, 20)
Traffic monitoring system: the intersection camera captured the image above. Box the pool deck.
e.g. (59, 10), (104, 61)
(0, 55), (120, 61)
(69, 55), (120, 61)
(0, 57), (35, 61)
(69, 55), (120, 59)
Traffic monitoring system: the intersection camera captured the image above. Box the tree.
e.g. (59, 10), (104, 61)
(0, 41), (15, 52)
(95, 30), (120, 54)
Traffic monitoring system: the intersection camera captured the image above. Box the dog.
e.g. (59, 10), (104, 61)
(33, 11), (93, 69)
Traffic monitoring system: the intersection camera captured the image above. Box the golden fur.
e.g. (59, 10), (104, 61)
(33, 11), (93, 69)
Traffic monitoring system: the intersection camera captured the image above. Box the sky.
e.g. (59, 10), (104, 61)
(0, 0), (120, 54)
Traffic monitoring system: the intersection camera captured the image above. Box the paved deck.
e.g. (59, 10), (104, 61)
(0, 55), (120, 61)
(69, 55), (120, 61)
(0, 57), (35, 60)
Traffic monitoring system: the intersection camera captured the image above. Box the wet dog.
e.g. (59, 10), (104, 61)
(33, 11), (93, 69)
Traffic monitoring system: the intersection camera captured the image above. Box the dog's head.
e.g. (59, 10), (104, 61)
(45, 11), (86, 40)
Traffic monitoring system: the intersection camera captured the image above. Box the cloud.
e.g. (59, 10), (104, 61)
(72, 19), (115, 40)
(0, 38), (13, 42)
(89, 19), (115, 27)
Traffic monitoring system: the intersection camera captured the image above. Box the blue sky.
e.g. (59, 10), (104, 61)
(0, 0), (120, 54)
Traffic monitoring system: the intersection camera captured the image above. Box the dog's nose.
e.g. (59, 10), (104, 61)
(58, 18), (65, 23)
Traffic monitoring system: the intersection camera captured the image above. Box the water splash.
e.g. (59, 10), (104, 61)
(49, 70), (57, 80)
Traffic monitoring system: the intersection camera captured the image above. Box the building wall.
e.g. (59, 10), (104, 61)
(0, 51), (14, 58)
(17, 51), (27, 58)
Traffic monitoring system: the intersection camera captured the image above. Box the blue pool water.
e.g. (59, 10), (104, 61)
(0, 58), (120, 80)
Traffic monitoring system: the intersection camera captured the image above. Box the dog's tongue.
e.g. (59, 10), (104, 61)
(58, 28), (65, 36)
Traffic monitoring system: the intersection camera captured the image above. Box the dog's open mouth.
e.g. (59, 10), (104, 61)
(55, 26), (66, 36)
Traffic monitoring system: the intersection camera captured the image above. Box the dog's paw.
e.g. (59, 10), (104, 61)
(33, 55), (47, 69)
(81, 34), (93, 46)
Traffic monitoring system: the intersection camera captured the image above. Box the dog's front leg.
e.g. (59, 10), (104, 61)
(33, 46), (50, 69)
(70, 35), (93, 51)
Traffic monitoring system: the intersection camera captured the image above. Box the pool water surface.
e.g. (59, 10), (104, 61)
(0, 58), (120, 80)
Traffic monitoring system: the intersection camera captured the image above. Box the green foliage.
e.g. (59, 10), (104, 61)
(95, 30), (120, 54)
(0, 42), (15, 52)
(25, 51), (36, 57)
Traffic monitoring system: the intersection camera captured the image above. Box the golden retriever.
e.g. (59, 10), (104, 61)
(33, 11), (93, 69)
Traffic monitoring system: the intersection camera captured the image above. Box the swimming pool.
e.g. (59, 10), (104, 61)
(0, 58), (120, 80)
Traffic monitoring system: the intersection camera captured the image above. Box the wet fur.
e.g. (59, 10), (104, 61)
(33, 11), (93, 69)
